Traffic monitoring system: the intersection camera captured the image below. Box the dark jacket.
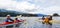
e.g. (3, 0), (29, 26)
(6, 18), (14, 23)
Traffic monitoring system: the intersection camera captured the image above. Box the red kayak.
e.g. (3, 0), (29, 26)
(0, 22), (21, 27)
(0, 20), (25, 26)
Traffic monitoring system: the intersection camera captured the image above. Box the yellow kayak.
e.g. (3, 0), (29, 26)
(49, 20), (60, 24)
(36, 19), (60, 24)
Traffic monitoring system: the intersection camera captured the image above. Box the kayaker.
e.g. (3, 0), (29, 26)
(14, 18), (24, 23)
(5, 15), (14, 24)
(48, 16), (52, 25)
(44, 16), (52, 25)
(42, 16), (45, 20)
(49, 16), (52, 21)
(44, 16), (49, 24)
(42, 16), (45, 24)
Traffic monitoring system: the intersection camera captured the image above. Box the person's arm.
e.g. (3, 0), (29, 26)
(5, 19), (8, 22)
(10, 19), (14, 22)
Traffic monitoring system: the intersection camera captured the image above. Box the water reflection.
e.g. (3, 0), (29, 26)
(42, 24), (52, 28)
(40, 22), (52, 28)
(19, 20), (53, 28)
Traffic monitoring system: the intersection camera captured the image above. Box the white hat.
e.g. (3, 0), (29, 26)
(7, 15), (10, 16)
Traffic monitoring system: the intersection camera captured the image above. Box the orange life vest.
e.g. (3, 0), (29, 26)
(44, 18), (49, 23)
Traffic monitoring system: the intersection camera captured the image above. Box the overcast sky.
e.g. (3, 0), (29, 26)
(0, 0), (60, 15)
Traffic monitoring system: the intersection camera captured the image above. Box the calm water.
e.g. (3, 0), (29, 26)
(0, 17), (60, 28)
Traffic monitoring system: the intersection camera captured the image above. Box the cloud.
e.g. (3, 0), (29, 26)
(44, 6), (60, 15)
(0, 0), (36, 11)
(23, 0), (60, 15)
(0, 0), (60, 15)
(25, 6), (60, 15)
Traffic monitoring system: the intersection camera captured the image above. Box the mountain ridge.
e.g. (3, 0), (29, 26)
(0, 9), (47, 17)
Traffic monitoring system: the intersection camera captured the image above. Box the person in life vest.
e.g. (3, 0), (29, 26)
(44, 18), (49, 23)
(44, 16), (52, 24)
(5, 15), (14, 24)
(44, 16), (49, 24)
(42, 16), (45, 24)
(46, 16), (52, 22)
(14, 18), (24, 23)
(42, 16), (45, 20)
(48, 16), (52, 21)
(47, 16), (52, 25)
